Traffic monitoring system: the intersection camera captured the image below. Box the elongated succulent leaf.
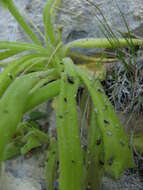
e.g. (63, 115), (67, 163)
(0, 41), (48, 55)
(43, 0), (55, 45)
(0, 54), (46, 97)
(0, 70), (52, 160)
(45, 138), (57, 190)
(57, 58), (84, 190)
(24, 80), (60, 112)
(77, 68), (134, 179)
(86, 105), (104, 189)
(0, 49), (23, 61)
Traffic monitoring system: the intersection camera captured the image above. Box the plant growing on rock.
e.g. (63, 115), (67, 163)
(0, 0), (143, 190)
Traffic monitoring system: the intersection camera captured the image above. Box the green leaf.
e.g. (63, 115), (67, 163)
(0, 54), (46, 97)
(29, 110), (47, 121)
(20, 123), (49, 155)
(43, 0), (54, 45)
(133, 134), (143, 154)
(21, 135), (41, 155)
(0, 41), (48, 55)
(86, 105), (104, 190)
(77, 68), (134, 179)
(3, 141), (21, 161)
(0, 71), (51, 161)
(0, 49), (23, 61)
(57, 58), (84, 190)
(45, 138), (57, 190)
(24, 79), (60, 112)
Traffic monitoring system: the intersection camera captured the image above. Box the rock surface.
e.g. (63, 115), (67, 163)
(0, 0), (143, 41)
(0, 154), (44, 190)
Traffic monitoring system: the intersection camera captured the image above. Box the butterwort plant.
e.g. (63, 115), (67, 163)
(0, 0), (143, 190)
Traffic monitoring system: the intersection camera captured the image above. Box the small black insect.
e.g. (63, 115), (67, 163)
(96, 139), (101, 145)
(8, 73), (14, 80)
(108, 157), (113, 166)
(97, 88), (104, 93)
(57, 161), (59, 166)
(86, 183), (91, 190)
(99, 159), (104, 165)
(120, 140), (125, 147)
(64, 98), (67, 102)
(59, 115), (63, 119)
(72, 160), (76, 164)
(67, 76), (74, 84)
(104, 119), (110, 125)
